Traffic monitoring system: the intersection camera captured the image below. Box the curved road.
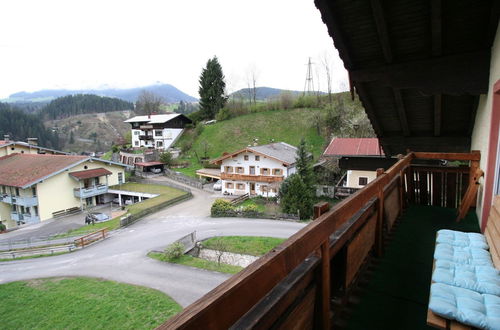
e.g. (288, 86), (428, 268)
(0, 182), (305, 307)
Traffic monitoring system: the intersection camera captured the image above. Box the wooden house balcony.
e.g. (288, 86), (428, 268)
(139, 135), (154, 141)
(221, 173), (284, 183)
(1, 195), (38, 207)
(159, 151), (484, 329)
(73, 184), (108, 199)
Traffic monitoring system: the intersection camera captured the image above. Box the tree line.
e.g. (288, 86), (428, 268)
(42, 94), (133, 120)
(0, 103), (60, 149)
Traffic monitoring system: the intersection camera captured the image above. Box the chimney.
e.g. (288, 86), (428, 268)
(3, 135), (9, 142)
(27, 138), (38, 146)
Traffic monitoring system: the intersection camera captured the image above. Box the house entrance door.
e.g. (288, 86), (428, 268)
(250, 183), (256, 195)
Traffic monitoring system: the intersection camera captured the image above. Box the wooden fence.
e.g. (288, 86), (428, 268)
(74, 228), (108, 248)
(158, 151), (480, 329)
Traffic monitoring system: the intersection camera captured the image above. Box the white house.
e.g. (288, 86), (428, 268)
(125, 113), (192, 150)
(212, 142), (298, 197)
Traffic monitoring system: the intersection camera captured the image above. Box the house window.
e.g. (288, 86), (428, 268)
(155, 130), (163, 137)
(249, 166), (255, 175)
(236, 167), (244, 174)
(225, 166), (233, 173)
(226, 182), (234, 189)
(255, 155), (260, 161)
(237, 183), (245, 190)
(32, 187), (37, 197)
(134, 141), (139, 146)
(261, 185), (268, 192)
(118, 173), (123, 184)
(323, 186), (329, 194)
(273, 169), (282, 175)
(15, 188), (19, 196)
(359, 177), (368, 186)
(34, 206), (39, 216)
(157, 141), (163, 148)
(134, 131), (140, 135)
(261, 168), (269, 175)
(244, 155), (249, 161)
(271, 187), (277, 193)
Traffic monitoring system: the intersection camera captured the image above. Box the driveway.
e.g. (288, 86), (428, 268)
(0, 177), (306, 307)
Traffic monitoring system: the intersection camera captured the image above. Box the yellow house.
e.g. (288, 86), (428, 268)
(0, 138), (68, 157)
(0, 153), (127, 229)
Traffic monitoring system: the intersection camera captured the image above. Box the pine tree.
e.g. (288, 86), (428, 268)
(198, 56), (228, 120)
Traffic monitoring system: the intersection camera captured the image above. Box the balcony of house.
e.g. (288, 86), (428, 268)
(73, 184), (108, 199)
(139, 125), (153, 130)
(220, 173), (284, 183)
(139, 135), (154, 141)
(159, 151), (485, 329)
(21, 213), (40, 224)
(1, 195), (38, 207)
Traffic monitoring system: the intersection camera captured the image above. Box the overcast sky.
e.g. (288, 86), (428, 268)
(0, 0), (348, 100)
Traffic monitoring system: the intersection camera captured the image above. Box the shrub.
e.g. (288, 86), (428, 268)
(242, 204), (259, 213)
(211, 199), (234, 216)
(0, 223), (6, 231)
(164, 242), (185, 260)
(160, 152), (174, 166)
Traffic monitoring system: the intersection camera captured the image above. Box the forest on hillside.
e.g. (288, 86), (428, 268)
(0, 103), (60, 149)
(42, 94), (133, 119)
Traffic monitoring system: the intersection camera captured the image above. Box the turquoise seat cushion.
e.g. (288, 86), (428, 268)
(429, 283), (500, 330)
(436, 229), (489, 250)
(434, 243), (493, 267)
(433, 260), (500, 295)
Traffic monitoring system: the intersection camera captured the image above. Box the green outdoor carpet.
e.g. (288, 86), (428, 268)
(346, 205), (480, 330)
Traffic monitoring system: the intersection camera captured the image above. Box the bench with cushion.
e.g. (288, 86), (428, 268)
(427, 196), (500, 330)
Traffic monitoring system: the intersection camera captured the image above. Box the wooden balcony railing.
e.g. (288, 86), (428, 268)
(159, 151), (480, 329)
(221, 173), (284, 183)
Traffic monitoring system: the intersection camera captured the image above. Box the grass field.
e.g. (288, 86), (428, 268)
(59, 183), (186, 237)
(203, 236), (286, 256)
(236, 198), (280, 214)
(149, 252), (242, 274)
(0, 277), (181, 329)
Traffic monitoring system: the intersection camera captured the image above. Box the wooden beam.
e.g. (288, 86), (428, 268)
(379, 137), (471, 154)
(431, 0), (442, 56)
(350, 51), (490, 95)
(393, 89), (410, 136)
(355, 82), (384, 136)
(413, 151), (481, 161)
(434, 94), (442, 136)
(370, 0), (392, 63)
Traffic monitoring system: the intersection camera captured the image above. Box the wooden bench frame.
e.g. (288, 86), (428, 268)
(427, 196), (500, 329)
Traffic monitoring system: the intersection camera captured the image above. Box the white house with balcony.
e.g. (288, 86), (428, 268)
(0, 153), (127, 229)
(211, 142), (298, 197)
(124, 113), (192, 150)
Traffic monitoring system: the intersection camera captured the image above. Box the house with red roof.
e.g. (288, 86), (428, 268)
(0, 153), (127, 229)
(323, 138), (395, 192)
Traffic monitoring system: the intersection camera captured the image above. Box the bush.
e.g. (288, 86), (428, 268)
(0, 223), (6, 231)
(164, 242), (185, 260)
(160, 152), (174, 166)
(211, 199), (234, 216)
(242, 204), (259, 213)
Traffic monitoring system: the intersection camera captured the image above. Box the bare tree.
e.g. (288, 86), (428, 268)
(210, 237), (229, 266)
(321, 52), (334, 106)
(136, 90), (164, 115)
(246, 65), (259, 105)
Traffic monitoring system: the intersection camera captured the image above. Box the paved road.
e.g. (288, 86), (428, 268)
(0, 178), (305, 307)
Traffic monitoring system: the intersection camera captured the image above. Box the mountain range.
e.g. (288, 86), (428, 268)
(4, 83), (198, 104)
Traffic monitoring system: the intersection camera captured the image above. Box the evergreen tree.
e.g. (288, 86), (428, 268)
(69, 131), (75, 144)
(279, 139), (315, 220)
(198, 56), (227, 120)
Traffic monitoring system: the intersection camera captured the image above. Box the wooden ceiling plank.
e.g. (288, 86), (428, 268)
(431, 0), (442, 57)
(370, 0), (393, 63)
(434, 94), (442, 136)
(393, 89), (410, 136)
(350, 51), (490, 95)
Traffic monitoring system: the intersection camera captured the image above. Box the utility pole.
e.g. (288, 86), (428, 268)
(303, 57), (315, 96)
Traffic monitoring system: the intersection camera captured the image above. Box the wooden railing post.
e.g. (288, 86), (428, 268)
(314, 202), (330, 220)
(375, 168), (385, 257)
(320, 241), (331, 330)
(469, 150), (481, 207)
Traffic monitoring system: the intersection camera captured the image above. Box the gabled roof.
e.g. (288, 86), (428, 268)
(0, 141), (69, 155)
(125, 113), (188, 124)
(0, 154), (87, 188)
(0, 153), (128, 188)
(324, 138), (384, 157)
(212, 142), (298, 165)
(69, 168), (112, 180)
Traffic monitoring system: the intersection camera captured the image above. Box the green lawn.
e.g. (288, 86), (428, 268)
(0, 277), (181, 329)
(59, 183), (187, 237)
(148, 252), (242, 274)
(202, 236), (286, 256)
(237, 198), (280, 214)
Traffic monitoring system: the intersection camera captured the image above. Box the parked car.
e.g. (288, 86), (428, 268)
(85, 212), (110, 224)
(213, 180), (222, 191)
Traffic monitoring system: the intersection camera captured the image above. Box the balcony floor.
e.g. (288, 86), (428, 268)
(345, 205), (480, 330)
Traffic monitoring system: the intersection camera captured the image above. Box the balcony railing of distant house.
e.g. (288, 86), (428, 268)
(1, 195), (38, 207)
(158, 151), (480, 329)
(73, 184), (108, 199)
(220, 173), (284, 183)
(139, 135), (154, 141)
